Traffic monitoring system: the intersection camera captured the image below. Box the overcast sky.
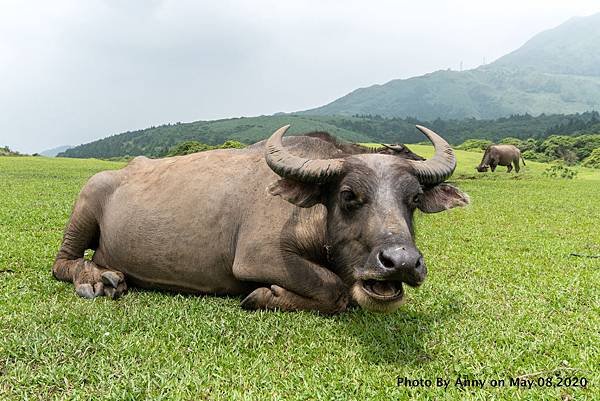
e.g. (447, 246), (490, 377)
(1, 0), (599, 153)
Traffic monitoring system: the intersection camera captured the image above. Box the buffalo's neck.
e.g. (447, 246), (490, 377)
(279, 204), (330, 269)
(482, 149), (491, 165)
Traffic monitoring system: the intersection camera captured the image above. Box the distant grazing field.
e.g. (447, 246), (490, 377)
(1, 150), (599, 400)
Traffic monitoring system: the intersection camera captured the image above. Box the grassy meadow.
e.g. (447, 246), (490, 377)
(1, 150), (599, 400)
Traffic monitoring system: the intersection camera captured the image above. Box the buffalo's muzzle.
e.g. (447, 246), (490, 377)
(371, 245), (427, 287)
(352, 245), (427, 312)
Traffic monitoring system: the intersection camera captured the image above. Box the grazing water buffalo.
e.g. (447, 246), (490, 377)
(53, 125), (469, 314)
(476, 144), (525, 173)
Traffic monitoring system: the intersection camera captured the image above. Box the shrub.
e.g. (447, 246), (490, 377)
(219, 140), (246, 149)
(167, 141), (214, 156)
(543, 163), (578, 179)
(519, 138), (540, 153)
(456, 139), (493, 151)
(573, 135), (600, 160)
(539, 135), (578, 164)
(521, 150), (551, 163)
(499, 137), (523, 147)
(166, 140), (246, 157)
(582, 148), (600, 169)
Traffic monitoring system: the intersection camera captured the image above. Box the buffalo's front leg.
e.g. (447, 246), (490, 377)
(52, 175), (127, 300)
(234, 255), (349, 314)
(241, 284), (348, 314)
(53, 258), (127, 299)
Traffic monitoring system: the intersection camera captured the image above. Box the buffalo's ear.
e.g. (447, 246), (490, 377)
(267, 179), (323, 208)
(419, 183), (470, 213)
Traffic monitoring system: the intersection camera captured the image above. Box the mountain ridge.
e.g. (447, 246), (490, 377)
(40, 145), (72, 157)
(300, 12), (600, 119)
(492, 12), (600, 76)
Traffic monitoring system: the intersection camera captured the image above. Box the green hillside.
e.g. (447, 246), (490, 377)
(59, 115), (371, 158)
(301, 13), (600, 119)
(59, 112), (600, 159)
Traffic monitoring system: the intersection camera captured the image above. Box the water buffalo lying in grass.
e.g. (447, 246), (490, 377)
(476, 144), (525, 173)
(53, 125), (469, 314)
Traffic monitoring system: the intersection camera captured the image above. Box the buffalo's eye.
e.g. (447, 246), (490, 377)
(341, 190), (356, 203)
(340, 189), (362, 210)
(411, 194), (421, 206)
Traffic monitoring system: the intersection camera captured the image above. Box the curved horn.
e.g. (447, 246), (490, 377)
(265, 125), (344, 183)
(408, 125), (456, 185)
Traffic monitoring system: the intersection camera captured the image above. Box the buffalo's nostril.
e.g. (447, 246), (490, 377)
(376, 247), (423, 272)
(377, 251), (395, 269)
(415, 256), (426, 273)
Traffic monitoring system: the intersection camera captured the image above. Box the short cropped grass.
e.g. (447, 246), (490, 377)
(1, 151), (599, 400)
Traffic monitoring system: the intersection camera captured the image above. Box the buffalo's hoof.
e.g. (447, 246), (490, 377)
(240, 287), (272, 310)
(74, 262), (128, 300)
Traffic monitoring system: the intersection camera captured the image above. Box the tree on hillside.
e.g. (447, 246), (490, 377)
(0, 146), (21, 156)
(167, 141), (214, 156)
(166, 140), (246, 157)
(456, 139), (493, 151)
(499, 137), (523, 147)
(219, 140), (245, 149)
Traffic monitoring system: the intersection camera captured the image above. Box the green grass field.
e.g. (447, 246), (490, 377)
(1, 150), (599, 400)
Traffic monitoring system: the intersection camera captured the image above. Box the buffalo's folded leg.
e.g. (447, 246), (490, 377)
(241, 285), (347, 314)
(234, 254), (350, 314)
(53, 257), (127, 299)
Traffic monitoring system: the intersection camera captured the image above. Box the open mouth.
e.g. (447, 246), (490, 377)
(360, 279), (404, 301)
